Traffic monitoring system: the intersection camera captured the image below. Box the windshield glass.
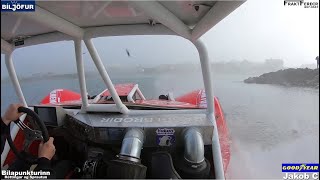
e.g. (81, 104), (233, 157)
(1, 35), (206, 111)
(1, 41), (80, 113)
(87, 35), (203, 100)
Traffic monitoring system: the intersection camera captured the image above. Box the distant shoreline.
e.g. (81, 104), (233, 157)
(244, 68), (319, 89)
(1, 73), (78, 83)
(2, 60), (287, 83)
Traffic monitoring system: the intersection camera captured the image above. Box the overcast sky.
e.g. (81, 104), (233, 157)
(1, 0), (319, 77)
(203, 0), (319, 67)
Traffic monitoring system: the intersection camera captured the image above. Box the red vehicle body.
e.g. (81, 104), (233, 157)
(3, 83), (230, 175)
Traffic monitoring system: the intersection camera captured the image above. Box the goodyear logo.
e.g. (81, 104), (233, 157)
(1, 1), (35, 12)
(282, 163), (319, 172)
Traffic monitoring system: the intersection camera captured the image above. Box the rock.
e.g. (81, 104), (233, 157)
(244, 68), (319, 88)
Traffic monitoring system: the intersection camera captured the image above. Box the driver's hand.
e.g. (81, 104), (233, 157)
(2, 103), (24, 125)
(38, 137), (56, 160)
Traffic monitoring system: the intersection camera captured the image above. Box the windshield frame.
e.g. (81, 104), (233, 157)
(2, 33), (215, 115)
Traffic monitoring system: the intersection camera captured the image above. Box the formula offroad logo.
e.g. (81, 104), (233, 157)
(284, 0), (319, 8)
(1, 0), (35, 12)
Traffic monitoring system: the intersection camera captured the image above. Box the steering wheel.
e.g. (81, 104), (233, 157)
(6, 107), (49, 164)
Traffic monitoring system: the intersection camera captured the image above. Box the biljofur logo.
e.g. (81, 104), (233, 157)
(284, 0), (319, 8)
(1, 0), (35, 12)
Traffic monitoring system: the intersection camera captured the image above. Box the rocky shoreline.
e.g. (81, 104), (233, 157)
(244, 68), (319, 88)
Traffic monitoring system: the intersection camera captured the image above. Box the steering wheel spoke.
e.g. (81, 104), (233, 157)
(15, 119), (43, 140)
(15, 119), (43, 152)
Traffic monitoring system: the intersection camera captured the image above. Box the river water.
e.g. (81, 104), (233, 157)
(1, 72), (319, 179)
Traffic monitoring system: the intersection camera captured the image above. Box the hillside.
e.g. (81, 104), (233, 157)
(244, 68), (319, 88)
